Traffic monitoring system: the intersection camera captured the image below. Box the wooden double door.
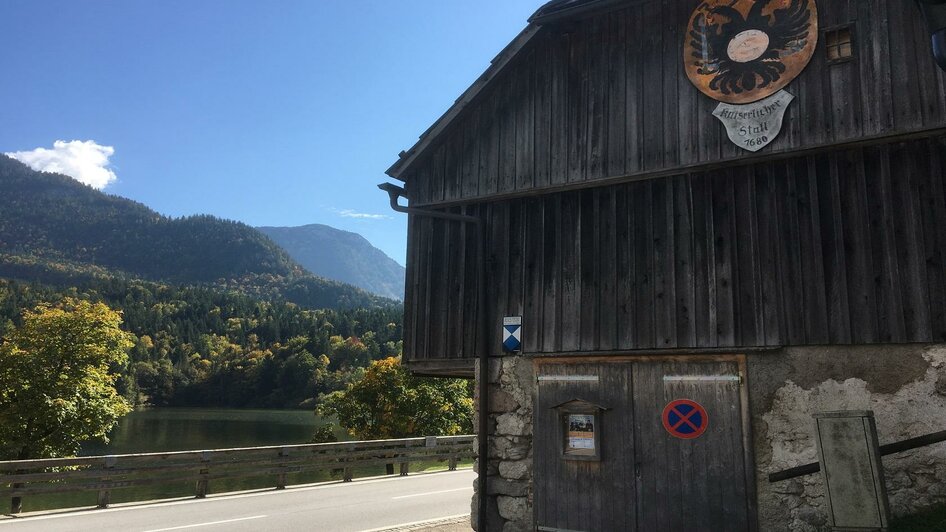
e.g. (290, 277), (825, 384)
(534, 357), (755, 532)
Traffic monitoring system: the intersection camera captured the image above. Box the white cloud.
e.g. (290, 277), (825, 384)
(337, 209), (390, 220)
(6, 140), (118, 189)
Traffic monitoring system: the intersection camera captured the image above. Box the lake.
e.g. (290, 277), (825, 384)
(81, 408), (339, 455)
(21, 408), (349, 513)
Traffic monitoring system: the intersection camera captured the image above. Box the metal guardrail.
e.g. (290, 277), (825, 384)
(0, 435), (475, 514)
(768, 429), (946, 483)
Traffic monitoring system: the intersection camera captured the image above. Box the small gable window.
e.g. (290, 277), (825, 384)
(825, 26), (855, 63)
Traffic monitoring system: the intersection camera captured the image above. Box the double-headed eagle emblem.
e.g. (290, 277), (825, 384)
(684, 0), (818, 104)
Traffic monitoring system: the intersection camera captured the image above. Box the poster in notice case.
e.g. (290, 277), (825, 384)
(566, 414), (596, 452)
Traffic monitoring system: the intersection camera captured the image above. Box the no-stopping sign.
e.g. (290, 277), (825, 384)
(662, 399), (709, 440)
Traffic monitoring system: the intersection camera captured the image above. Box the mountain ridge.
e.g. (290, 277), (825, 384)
(257, 224), (405, 300)
(0, 155), (391, 309)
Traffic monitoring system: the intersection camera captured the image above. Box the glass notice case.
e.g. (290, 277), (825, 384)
(554, 399), (607, 461)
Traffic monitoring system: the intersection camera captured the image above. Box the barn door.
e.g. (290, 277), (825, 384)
(534, 358), (753, 532)
(632, 360), (752, 532)
(534, 362), (637, 532)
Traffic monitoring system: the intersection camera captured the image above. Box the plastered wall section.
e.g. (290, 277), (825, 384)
(749, 344), (946, 531)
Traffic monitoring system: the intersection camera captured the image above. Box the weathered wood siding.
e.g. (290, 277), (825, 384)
(534, 358), (752, 531)
(401, 0), (946, 207)
(404, 135), (946, 364)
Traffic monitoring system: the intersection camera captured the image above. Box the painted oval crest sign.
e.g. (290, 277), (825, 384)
(684, 0), (818, 104)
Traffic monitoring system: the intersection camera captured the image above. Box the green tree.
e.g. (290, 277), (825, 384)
(318, 356), (473, 440)
(0, 299), (133, 460)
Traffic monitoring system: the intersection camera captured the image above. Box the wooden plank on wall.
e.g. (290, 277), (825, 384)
(534, 33), (553, 190)
(523, 198), (544, 353)
(542, 194), (562, 352)
(616, 183), (635, 348)
(404, 135), (946, 364)
(560, 192), (581, 352)
(598, 187), (618, 351)
(632, 180), (656, 348)
(673, 175), (696, 347)
(567, 19), (588, 185)
(732, 165), (762, 347)
(579, 188), (599, 350)
(817, 152), (853, 344)
(796, 156), (829, 344)
(919, 138), (946, 342)
(516, 48), (536, 192)
(652, 177), (675, 347)
(890, 140), (933, 342)
(711, 170), (736, 346)
(606, 11), (627, 178)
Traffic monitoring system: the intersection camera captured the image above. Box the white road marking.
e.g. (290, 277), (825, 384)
(142, 515), (267, 532)
(358, 514), (468, 532)
(0, 469), (474, 525)
(391, 487), (472, 500)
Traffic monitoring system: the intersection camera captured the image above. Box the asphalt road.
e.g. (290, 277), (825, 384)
(0, 469), (474, 532)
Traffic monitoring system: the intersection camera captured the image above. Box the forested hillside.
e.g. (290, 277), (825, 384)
(0, 277), (402, 408)
(258, 224), (405, 300)
(0, 155), (385, 309)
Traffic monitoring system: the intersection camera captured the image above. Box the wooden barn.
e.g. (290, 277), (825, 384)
(382, 1), (946, 530)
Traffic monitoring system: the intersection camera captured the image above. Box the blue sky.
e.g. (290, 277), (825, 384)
(0, 0), (539, 265)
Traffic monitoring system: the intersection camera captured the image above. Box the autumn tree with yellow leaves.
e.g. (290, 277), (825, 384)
(0, 299), (132, 460)
(318, 356), (472, 440)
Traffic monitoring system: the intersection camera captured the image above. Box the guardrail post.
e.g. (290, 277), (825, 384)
(276, 448), (288, 490)
(448, 456), (458, 471)
(399, 462), (409, 476)
(343, 466), (353, 482)
(10, 468), (24, 514)
(97, 456), (117, 508)
(196, 451), (211, 498)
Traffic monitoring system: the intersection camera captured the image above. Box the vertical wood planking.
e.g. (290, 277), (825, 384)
(797, 156), (829, 344)
(625, 4), (644, 175)
(890, 141), (932, 341)
(549, 29), (570, 186)
(817, 153), (853, 343)
(607, 11), (627, 178)
(733, 165), (762, 346)
(507, 201), (526, 336)
(499, 75), (518, 195)
(567, 20), (587, 184)
(866, 145), (905, 342)
(406, 136), (946, 363)
(632, 180), (656, 348)
(691, 174), (716, 347)
(404, 3), (946, 208)
(542, 195), (562, 352)
(775, 158), (809, 345)
(534, 33), (552, 190)
(523, 198), (544, 353)
(579, 189), (599, 350)
(712, 170), (737, 346)
(919, 139), (946, 341)
(653, 178), (676, 347)
(560, 192), (581, 352)
(616, 183), (636, 348)
(516, 49), (536, 192)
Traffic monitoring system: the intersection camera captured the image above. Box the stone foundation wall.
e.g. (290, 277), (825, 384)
(466, 345), (946, 531)
(749, 344), (946, 531)
(472, 357), (536, 532)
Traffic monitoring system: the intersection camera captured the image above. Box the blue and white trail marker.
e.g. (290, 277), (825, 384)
(502, 316), (522, 352)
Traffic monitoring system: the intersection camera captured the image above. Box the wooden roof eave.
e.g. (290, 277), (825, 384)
(385, 24), (542, 181)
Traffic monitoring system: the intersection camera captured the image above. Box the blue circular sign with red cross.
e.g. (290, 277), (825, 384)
(662, 399), (709, 439)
